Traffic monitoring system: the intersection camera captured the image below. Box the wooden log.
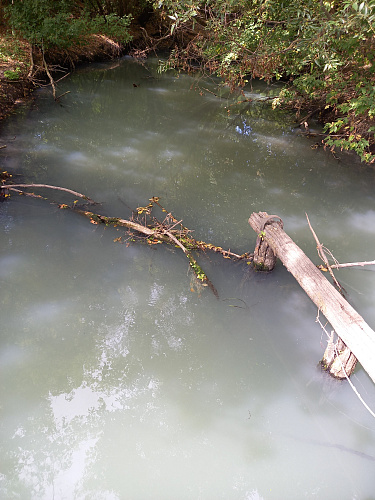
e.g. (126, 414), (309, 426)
(322, 332), (358, 378)
(248, 211), (375, 384)
(252, 215), (283, 271)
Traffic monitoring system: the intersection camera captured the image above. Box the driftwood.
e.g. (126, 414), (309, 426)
(249, 211), (375, 384)
(0, 182), (252, 296)
(322, 331), (358, 379)
(1, 184), (96, 203)
(73, 202), (254, 298)
(252, 215), (283, 271)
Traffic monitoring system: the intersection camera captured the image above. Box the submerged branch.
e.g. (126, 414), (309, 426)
(2, 182), (251, 296)
(74, 208), (242, 298)
(1, 184), (97, 204)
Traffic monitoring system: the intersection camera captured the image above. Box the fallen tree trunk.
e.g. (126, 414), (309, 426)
(249, 211), (375, 385)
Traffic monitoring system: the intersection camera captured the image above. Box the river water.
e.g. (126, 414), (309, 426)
(1, 57), (375, 499)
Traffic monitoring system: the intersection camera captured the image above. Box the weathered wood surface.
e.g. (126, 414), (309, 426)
(322, 333), (357, 378)
(249, 211), (375, 385)
(252, 214), (283, 272)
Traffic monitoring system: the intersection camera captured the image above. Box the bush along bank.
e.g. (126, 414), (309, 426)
(152, 0), (375, 164)
(1, 0), (375, 164)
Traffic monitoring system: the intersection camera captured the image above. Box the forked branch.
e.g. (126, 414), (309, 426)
(1, 183), (251, 297)
(305, 213), (343, 292)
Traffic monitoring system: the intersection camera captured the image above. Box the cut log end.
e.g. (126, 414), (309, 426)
(253, 234), (277, 271)
(321, 332), (358, 379)
(251, 213), (283, 272)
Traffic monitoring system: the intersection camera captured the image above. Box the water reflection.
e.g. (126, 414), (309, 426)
(3, 268), (374, 498)
(348, 209), (375, 234)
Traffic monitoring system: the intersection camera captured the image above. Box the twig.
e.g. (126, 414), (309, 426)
(329, 260), (375, 269)
(78, 211), (161, 237)
(78, 208), (219, 297)
(3, 185), (243, 297)
(56, 91), (71, 100)
(0, 184), (97, 204)
(334, 342), (375, 419)
(162, 218), (184, 233)
(306, 213), (342, 291)
(42, 42), (56, 100)
(3, 187), (45, 199)
(316, 311), (374, 419)
(164, 229), (188, 254)
(27, 43), (34, 78)
(55, 73), (70, 84)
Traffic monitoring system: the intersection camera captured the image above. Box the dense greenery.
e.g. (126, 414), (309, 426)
(153, 0), (375, 163)
(2, 0), (133, 48)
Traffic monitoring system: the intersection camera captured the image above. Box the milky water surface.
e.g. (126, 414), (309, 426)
(1, 57), (375, 499)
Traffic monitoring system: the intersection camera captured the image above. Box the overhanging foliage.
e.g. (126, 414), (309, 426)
(154, 0), (375, 163)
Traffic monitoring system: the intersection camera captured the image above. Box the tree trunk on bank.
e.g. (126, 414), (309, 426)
(249, 211), (375, 384)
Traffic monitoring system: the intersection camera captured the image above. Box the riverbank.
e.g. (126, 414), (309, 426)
(1, 20), (374, 165)
(0, 6), (173, 125)
(0, 29), (31, 122)
(0, 30), (130, 124)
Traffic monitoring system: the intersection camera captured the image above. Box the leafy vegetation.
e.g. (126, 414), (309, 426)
(153, 0), (375, 163)
(0, 0), (136, 106)
(1, 0), (375, 162)
(3, 0), (133, 48)
(3, 67), (21, 80)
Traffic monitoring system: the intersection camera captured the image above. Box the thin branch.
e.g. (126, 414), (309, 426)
(55, 72), (71, 84)
(27, 43), (34, 78)
(3, 184), (248, 297)
(56, 91), (71, 101)
(3, 187), (45, 199)
(334, 342), (375, 419)
(77, 210), (161, 237)
(0, 184), (97, 204)
(164, 229), (188, 254)
(306, 213), (342, 291)
(329, 260), (375, 269)
(42, 42), (56, 100)
(76, 209), (220, 297)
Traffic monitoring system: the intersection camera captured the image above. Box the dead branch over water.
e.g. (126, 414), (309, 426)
(0, 183), (252, 296)
(1, 183), (97, 203)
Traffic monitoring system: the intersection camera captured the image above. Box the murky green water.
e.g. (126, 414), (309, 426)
(1, 57), (375, 499)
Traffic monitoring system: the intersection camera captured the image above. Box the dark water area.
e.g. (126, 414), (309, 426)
(1, 56), (375, 499)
